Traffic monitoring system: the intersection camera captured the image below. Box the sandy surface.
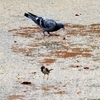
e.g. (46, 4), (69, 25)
(0, 0), (100, 100)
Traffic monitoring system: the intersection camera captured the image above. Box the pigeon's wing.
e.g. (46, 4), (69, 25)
(40, 18), (57, 31)
(24, 12), (57, 31)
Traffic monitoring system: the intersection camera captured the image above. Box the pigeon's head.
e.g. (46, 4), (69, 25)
(58, 23), (64, 29)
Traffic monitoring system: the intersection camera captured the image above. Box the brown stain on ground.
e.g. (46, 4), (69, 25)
(11, 43), (39, 56)
(51, 50), (91, 58)
(8, 26), (41, 38)
(53, 91), (67, 94)
(41, 84), (67, 94)
(51, 45), (92, 58)
(40, 58), (56, 64)
(9, 23), (100, 64)
(64, 23), (100, 36)
(8, 24), (100, 37)
(85, 24), (100, 34)
(42, 86), (50, 91)
(9, 95), (24, 100)
(12, 45), (34, 56)
(64, 23), (86, 29)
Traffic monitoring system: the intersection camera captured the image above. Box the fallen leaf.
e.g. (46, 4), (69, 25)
(21, 81), (32, 85)
(14, 40), (17, 43)
(77, 91), (82, 94)
(23, 90), (27, 92)
(54, 91), (66, 94)
(75, 14), (80, 16)
(76, 65), (80, 68)
(84, 67), (89, 70)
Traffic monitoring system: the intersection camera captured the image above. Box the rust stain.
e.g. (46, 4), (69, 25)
(41, 84), (67, 95)
(51, 44), (92, 58)
(53, 91), (67, 94)
(40, 58), (56, 64)
(42, 86), (50, 91)
(67, 30), (79, 35)
(9, 23), (99, 60)
(90, 24), (100, 27)
(64, 23), (100, 36)
(35, 38), (43, 40)
(11, 45), (34, 56)
(72, 48), (92, 53)
(51, 50), (91, 58)
(27, 43), (39, 47)
(70, 24), (85, 29)
(69, 65), (82, 68)
(8, 24), (100, 38)
(63, 46), (68, 50)
(14, 32), (33, 38)
(8, 26), (42, 38)
(9, 95), (24, 100)
(41, 85), (57, 91)
(38, 53), (49, 58)
(64, 23), (85, 29)
(85, 24), (100, 34)
(8, 29), (18, 32)
(11, 42), (39, 56)
(64, 23), (69, 27)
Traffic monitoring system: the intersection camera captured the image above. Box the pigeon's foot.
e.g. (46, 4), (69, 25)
(43, 34), (48, 37)
(48, 34), (53, 37)
(43, 32), (52, 37)
(43, 32), (47, 36)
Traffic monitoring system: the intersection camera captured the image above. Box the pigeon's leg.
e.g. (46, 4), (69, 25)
(48, 32), (52, 37)
(43, 31), (47, 36)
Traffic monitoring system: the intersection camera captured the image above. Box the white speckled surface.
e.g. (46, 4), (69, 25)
(0, 0), (100, 100)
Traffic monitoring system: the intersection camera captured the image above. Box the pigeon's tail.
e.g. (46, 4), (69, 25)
(24, 12), (39, 24)
(49, 69), (53, 72)
(28, 12), (37, 18)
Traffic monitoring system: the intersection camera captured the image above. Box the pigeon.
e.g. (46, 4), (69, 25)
(41, 66), (53, 80)
(24, 12), (64, 36)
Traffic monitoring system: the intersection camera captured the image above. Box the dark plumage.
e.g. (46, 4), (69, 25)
(41, 66), (53, 80)
(24, 12), (64, 36)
